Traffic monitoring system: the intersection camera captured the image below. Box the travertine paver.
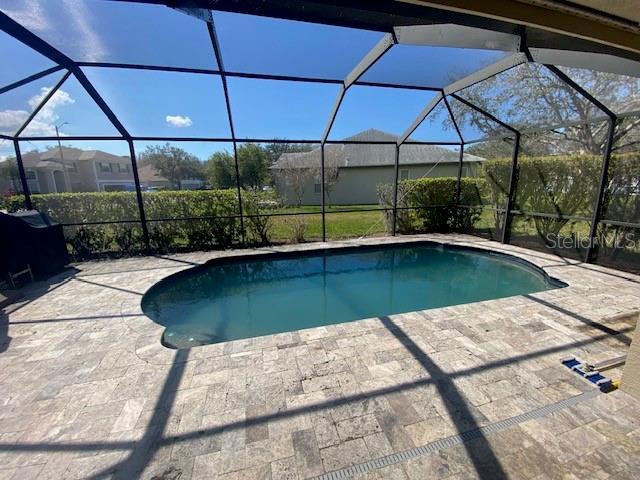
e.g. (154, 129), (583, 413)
(0, 234), (639, 479)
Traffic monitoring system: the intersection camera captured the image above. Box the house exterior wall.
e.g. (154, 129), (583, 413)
(75, 161), (98, 192)
(274, 162), (480, 206)
(94, 159), (135, 191)
(34, 170), (54, 194)
(25, 170), (42, 194)
(28, 161), (134, 193)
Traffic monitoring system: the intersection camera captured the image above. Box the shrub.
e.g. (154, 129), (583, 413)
(603, 153), (640, 224)
(378, 177), (483, 234)
(484, 155), (599, 239)
(377, 182), (412, 234)
(242, 190), (278, 246)
(66, 225), (113, 259)
(284, 215), (307, 243)
(143, 190), (242, 252)
(482, 154), (640, 242)
(2, 189), (248, 259)
(482, 152), (640, 255)
(594, 153), (640, 260)
(1, 195), (26, 212)
(478, 159), (511, 232)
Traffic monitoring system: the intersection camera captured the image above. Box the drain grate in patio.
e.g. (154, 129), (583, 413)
(315, 389), (601, 480)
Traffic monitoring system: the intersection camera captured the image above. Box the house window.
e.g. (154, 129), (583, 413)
(117, 163), (130, 173)
(26, 170), (39, 193)
(400, 169), (410, 180)
(98, 162), (112, 173)
(314, 183), (321, 194)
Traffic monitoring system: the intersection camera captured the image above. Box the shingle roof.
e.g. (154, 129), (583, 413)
(137, 163), (168, 182)
(21, 146), (129, 168)
(271, 129), (483, 169)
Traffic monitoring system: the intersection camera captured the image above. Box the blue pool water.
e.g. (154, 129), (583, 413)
(142, 243), (564, 348)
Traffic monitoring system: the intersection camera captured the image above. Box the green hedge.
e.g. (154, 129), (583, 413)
(1, 189), (273, 259)
(378, 177), (483, 234)
(482, 155), (600, 238)
(2, 152), (638, 261)
(482, 153), (640, 240)
(3, 191), (141, 223)
(143, 190), (243, 253)
(375, 152), (640, 244)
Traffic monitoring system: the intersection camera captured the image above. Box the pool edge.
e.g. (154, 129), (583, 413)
(132, 236), (571, 359)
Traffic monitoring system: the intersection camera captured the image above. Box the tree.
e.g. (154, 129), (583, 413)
(466, 138), (514, 158)
(237, 144), (269, 189)
(0, 158), (20, 195)
(204, 151), (236, 189)
(203, 144), (272, 190)
(264, 142), (314, 165)
(455, 64), (640, 157)
(276, 156), (315, 207)
(139, 144), (203, 190)
(315, 147), (340, 206)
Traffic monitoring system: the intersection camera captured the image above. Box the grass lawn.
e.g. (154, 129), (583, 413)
(266, 205), (387, 242)
(266, 204), (506, 243)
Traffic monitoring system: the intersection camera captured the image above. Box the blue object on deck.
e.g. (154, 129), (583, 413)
(585, 371), (606, 384)
(561, 356), (615, 392)
(561, 357), (581, 369)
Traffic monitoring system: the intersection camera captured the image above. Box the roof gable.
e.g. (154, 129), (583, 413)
(272, 129), (483, 169)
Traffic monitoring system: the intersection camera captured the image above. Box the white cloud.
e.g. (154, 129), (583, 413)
(0, 139), (16, 163)
(0, 0), (50, 32)
(29, 87), (74, 123)
(166, 115), (193, 128)
(62, 0), (107, 62)
(0, 110), (29, 132)
(0, 87), (74, 136)
(1, 1), (107, 62)
(0, 140), (11, 162)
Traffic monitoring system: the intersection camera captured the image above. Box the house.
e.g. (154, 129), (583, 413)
(137, 163), (204, 190)
(271, 129), (484, 205)
(21, 147), (136, 193)
(19, 147), (203, 193)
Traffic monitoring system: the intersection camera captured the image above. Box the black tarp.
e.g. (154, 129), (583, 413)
(0, 210), (69, 280)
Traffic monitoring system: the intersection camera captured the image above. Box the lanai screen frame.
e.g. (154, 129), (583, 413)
(0, 3), (637, 264)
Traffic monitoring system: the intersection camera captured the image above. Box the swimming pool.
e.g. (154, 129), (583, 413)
(142, 242), (565, 349)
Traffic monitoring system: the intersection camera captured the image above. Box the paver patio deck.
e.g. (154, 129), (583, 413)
(1, 234), (639, 479)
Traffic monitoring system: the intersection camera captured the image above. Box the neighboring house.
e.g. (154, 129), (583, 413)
(20, 147), (203, 193)
(137, 163), (204, 190)
(21, 147), (136, 193)
(0, 175), (20, 197)
(271, 129), (484, 205)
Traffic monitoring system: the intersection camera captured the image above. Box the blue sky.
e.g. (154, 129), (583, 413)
(0, 1), (511, 161)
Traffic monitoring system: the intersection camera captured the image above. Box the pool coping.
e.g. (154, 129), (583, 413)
(143, 238), (567, 306)
(120, 234), (640, 365)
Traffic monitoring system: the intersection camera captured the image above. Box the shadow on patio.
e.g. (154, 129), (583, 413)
(1, 267), (79, 315)
(525, 293), (634, 346)
(0, 318), (631, 478)
(0, 310), (10, 353)
(377, 314), (507, 478)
